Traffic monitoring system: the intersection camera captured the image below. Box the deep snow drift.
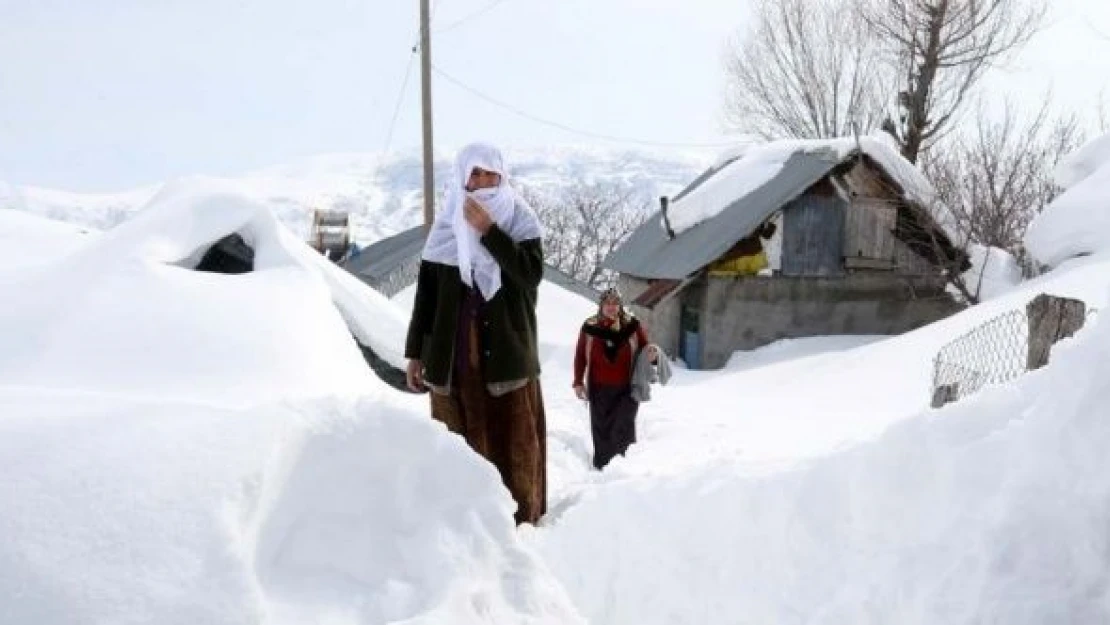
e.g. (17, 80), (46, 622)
(0, 182), (585, 624)
(5, 156), (1110, 623)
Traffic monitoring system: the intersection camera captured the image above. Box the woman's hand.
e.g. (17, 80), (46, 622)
(463, 197), (493, 235)
(574, 385), (587, 401)
(406, 359), (425, 392)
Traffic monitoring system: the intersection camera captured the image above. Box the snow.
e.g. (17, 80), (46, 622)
(0, 186), (585, 624)
(1053, 132), (1110, 189)
(668, 134), (945, 236)
(666, 142), (792, 234)
(532, 316), (1110, 623)
(2, 182), (160, 231)
(0, 178), (408, 403)
(0, 208), (95, 273)
(723, 334), (886, 372)
(0, 390), (585, 624)
(856, 133), (938, 216)
(1025, 132), (1110, 267)
(1, 146), (710, 246)
(962, 244), (1024, 301)
(525, 256), (1110, 625)
(709, 139), (758, 169)
(7, 169), (1110, 624)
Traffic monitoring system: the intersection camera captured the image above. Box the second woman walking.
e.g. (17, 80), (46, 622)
(572, 288), (657, 469)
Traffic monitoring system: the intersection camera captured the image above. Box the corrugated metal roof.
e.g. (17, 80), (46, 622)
(670, 154), (743, 203)
(630, 278), (682, 307)
(604, 149), (844, 280)
(542, 264), (601, 302)
(341, 223), (602, 301)
(342, 225), (426, 281)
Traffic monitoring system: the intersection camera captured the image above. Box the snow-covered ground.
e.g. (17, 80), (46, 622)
(0, 209), (95, 273)
(0, 184), (585, 624)
(1026, 132), (1110, 268)
(4, 135), (1110, 623)
(527, 249), (1110, 624)
(962, 244), (1023, 301)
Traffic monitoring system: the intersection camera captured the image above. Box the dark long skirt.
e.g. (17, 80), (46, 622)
(588, 384), (639, 469)
(430, 377), (547, 525)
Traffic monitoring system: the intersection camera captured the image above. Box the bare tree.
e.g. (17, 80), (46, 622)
(524, 187), (578, 274)
(1097, 92), (1110, 133)
(524, 182), (651, 288)
(723, 0), (891, 140)
(928, 99), (1084, 250)
(922, 98), (1085, 287)
(859, 0), (1048, 163)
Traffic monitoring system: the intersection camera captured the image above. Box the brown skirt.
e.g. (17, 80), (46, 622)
(430, 376), (547, 525)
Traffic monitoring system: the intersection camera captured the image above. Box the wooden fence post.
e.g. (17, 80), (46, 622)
(1026, 294), (1087, 371)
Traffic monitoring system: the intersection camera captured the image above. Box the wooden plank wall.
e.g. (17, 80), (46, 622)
(782, 193), (846, 277)
(841, 161), (934, 275)
(844, 199), (896, 262)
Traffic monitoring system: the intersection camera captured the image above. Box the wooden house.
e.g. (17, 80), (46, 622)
(604, 137), (969, 369)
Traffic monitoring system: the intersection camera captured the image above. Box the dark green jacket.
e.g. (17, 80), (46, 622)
(404, 225), (543, 386)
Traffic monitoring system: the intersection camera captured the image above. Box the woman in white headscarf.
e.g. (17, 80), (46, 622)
(404, 142), (547, 525)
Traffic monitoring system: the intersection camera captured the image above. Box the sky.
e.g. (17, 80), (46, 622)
(0, 0), (1108, 192)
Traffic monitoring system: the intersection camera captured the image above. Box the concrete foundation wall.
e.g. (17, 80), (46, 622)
(700, 274), (964, 369)
(618, 275), (682, 359)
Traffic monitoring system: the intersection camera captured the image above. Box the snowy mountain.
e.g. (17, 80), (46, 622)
(0, 146), (712, 243)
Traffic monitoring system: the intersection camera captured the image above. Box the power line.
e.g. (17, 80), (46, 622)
(381, 0), (442, 154)
(434, 0), (510, 34)
(382, 53), (416, 154)
(432, 65), (739, 149)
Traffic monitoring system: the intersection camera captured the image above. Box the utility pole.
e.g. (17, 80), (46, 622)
(419, 0), (435, 230)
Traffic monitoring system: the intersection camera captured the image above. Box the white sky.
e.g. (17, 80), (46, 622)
(0, 0), (1107, 192)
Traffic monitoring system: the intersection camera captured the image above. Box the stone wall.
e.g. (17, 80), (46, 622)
(699, 274), (963, 369)
(618, 275), (683, 359)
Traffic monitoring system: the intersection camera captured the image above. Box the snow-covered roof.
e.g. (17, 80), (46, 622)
(1025, 133), (1110, 267)
(343, 224), (426, 281)
(0, 178), (408, 402)
(668, 134), (939, 237)
(606, 134), (952, 280)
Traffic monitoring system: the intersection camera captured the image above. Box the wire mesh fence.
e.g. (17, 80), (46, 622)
(931, 310), (1028, 403)
(931, 305), (1099, 405)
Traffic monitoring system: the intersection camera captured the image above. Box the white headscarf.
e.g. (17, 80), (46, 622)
(421, 142), (543, 299)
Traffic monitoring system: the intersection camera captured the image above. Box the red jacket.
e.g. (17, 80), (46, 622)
(573, 314), (649, 388)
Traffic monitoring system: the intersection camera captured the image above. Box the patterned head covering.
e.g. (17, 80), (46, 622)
(598, 287), (623, 305)
(597, 287), (627, 323)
